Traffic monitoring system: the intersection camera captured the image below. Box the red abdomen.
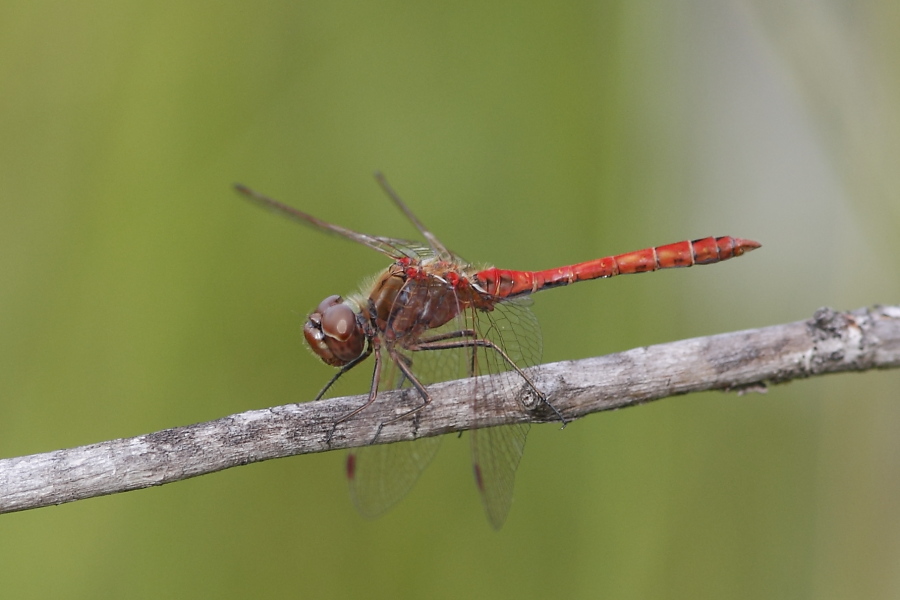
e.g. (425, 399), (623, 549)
(475, 236), (760, 298)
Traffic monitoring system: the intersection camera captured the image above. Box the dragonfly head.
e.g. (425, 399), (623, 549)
(303, 295), (367, 367)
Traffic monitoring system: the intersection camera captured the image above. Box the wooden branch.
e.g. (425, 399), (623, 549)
(2, 305), (899, 515)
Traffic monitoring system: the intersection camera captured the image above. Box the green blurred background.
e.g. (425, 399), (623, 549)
(2, 1), (899, 598)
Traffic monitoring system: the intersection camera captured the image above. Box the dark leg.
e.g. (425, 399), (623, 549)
(414, 329), (479, 344)
(313, 346), (373, 402)
(377, 347), (434, 426)
(325, 340), (382, 443)
(413, 329), (480, 376)
(411, 336), (567, 425)
(333, 342), (383, 425)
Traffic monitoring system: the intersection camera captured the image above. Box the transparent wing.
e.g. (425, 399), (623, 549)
(345, 341), (453, 520)
(236, 184), (434, 260)
(472, 419), (529, 529)
(345, 254), (543, 528)
(347, 428), (442, 520)
(349, 290), (543, 528)
(466, 296), (542, 529)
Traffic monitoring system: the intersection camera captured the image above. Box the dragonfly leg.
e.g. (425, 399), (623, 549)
(413, 328), (481, 375)
(328, 339), (434, 440)
(411, 334), (567, 426)
(389, 352), (415, 390)
(414, 329), (479, 344)
(325, 340), (383, 444)
(378, 347), (434, 426)
(314, 345), (373, 402)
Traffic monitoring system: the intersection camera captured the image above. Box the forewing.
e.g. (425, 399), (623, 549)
(235, 184), (432, 260)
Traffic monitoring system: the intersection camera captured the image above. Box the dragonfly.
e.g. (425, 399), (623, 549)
(236, 174), (760, 529)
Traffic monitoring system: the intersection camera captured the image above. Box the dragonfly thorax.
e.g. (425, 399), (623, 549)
(303, 295), (367, 367)
(367, 260), (482, 346)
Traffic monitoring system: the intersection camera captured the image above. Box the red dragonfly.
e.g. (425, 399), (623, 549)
(237, 175), (760, 528)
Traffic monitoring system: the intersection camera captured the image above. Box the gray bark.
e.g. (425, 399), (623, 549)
(2, 305), (898, 514)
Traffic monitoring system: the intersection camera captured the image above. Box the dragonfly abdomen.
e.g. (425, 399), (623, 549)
(475, 236), (760, 298)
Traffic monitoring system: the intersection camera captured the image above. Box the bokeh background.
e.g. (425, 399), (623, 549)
(2, 1), (899, 598)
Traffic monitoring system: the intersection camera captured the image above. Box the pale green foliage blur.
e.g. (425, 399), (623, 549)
(0, 1), (899, 598)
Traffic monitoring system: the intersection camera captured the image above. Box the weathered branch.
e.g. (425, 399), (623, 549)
(2, 305), (899, 515)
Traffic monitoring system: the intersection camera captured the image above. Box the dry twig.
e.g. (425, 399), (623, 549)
(2, 305), (898, 515)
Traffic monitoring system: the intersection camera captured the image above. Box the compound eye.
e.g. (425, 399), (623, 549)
(315, 294), (343, 315)
(321, 303), (357, 342)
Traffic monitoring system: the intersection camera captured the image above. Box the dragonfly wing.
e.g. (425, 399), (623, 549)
(347, 436), (442, 519)
(235, 184), (432, 260)
(467, 296), (543, 528)
(471, 423), (530, 529)
(344, 339), (461, 519)
(346, 266), (544, 528)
